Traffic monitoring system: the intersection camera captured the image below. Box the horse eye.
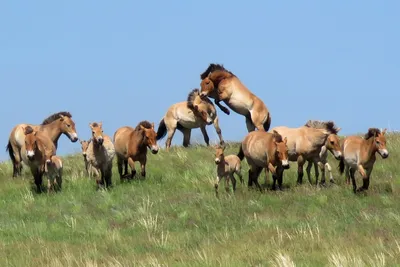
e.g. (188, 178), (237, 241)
(330, 141), (334, 144)
(67, 124), (70, 127)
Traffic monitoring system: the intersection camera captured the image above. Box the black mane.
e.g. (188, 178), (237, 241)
(41, 111), (72, 125)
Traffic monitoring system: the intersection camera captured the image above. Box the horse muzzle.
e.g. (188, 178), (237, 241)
(26, 150), (35, 160)
(97, 138), (104, 145)
(215, 158), (221, 164)
(379, 149), (389, 159)
(70, 133), (79, 142)
(282, 160), (290, 169)
(150, 146), (159, 154)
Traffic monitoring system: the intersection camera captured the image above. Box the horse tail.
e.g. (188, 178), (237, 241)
(263, 113), (272, 131)
(156, 119), (167, 140)
(338, 157), (345, 175)
(6, 141), (16, 164)
(237, 144), (244, 161)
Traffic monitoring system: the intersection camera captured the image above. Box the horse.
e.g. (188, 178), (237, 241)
(214, 145), (243, 196)
(199, 63), (271, 132)
(80, 139), (100, 179)
(303, 120), (343, 185)
(271, 120), (341, 186)
(20, 126), (57, 193)
(237, 130), (290, 191)
(338, 128), (388, 193)
(85, 122), (115, 189)
(114, 121), (159, 181)
(6, 111), (78, 177)
(45, 155), (63, 194)
(156, 88), (224, 151)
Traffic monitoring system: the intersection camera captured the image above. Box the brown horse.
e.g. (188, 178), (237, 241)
(339, 128), (388, 193)
(20, 126), (57, 193)
(237, 130), (290, 191)
(80, 139), (100, 179)
(85, 122), (115, 189)
(303, 120), (343, 185)
(114, 121), (159, 181)
(199, 63), (271, 132)
(6, 111), (78, 177)
(214, 145), (243, 195)
(156, 88), (224, 151)
(271, 120), (341, 185)
(45, 155), (63, 194)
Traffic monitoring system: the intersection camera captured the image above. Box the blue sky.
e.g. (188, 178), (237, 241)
(1, 0), (399, 161)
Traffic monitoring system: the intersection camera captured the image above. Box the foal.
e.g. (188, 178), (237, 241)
(45, 155), (63, 193)
(214, 145), (243, 195)
(80, 139), (100, 179)
(339, 128), (389, 193)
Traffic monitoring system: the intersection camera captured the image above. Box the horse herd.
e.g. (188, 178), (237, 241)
(5, 63), (390, 195)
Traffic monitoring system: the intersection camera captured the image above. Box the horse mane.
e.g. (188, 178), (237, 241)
(186, 88), (212, 111)
(24, 126), (34, 135)
(41, 111), (72, 125)
(364, 128), (381, 140)
(135, 120), (153, 131)
(272, 130), (283, 142)
(304, 120), (340, 135)
(91, 122), (99, 127)
(200, 63), (235, 80)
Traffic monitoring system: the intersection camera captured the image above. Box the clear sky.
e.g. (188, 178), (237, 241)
(1, 0), (399, 161)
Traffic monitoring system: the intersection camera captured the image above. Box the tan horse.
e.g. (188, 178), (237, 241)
(303, 120), (343, 185)
(271, 120), (341, 185)
(85, 122), (115, 189)
(199, 63), (271, 132)
(6, 111), (78, 177)
(114, 121), (159, 181)
(45, 155), (63, 194)
(338, 128), (388, 193)
(156, 88), (224, 151)
(20, 126), (56, 193)
(214, 145), (243, 195)
(80, 139), (100, 179)
(237, 130), (290, 191)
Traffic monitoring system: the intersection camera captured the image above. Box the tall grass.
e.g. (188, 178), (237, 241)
(0, 134), (399, 266)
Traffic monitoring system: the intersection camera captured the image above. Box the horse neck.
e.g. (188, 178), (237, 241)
(129, 131), (147, 154)
(39, 121), (62, 147)
(362, 137), (377, 161)
(267, 144), (278, 166)
(210, 71), (233, 88)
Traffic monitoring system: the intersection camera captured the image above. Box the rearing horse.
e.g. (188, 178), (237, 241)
(200, 63), (271, 132)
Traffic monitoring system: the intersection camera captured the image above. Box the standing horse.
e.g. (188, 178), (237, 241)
(214, 145), (243, 195)
(20, 126), (56, 193)
(85, 122), (115, 189)
(271, 120), (341, 185)
(237, 130), (290, 191)
(114, 121), (159, 181)
(338, 128), (388, 193)
(45, 155), (63, 194)
(303, 120), (343, 185)
(199, 63), (271, 132)
(80, 139), (100, 179)
(156, 88), (224, 151)
(6, 111), (78, 177)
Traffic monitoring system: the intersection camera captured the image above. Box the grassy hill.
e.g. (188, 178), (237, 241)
(0, 134), (399, 267)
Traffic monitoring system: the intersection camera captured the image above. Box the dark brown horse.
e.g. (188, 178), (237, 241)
(200, 63), (271, 132)
(113, 121), (159, 181)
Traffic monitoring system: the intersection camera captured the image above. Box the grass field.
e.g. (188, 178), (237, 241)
(0, 133), (399, 267)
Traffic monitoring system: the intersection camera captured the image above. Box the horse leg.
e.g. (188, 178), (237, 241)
(34, 168), (43, 193)
(345, 165), (350, 185)
(318, 161), (326, 185)
(325, 162), (334, 183)
(182, 128), (192, 147)
(211, 116), (224, 146)
(245, 116), (256, 132)
(214, 99), (230, 115)
(358, 166), (373, 192)
(139, 157), (147, 179)
(235, 167), (244, 185)
(117, 156), (124, 181)
(349, 168), (357, 193)
(200, 126), (210, 146)
(297, 156), (305, 185)
(214, 175), (222, 197)
(128, 157), (136, 180)
(276, 166), (285, 191)
(165, 127), (177, 152)
(105, 163), (113, 188)
(305, 160), (313, 184)
(314, 160), (320, 185)
(250, 166), (263, 192)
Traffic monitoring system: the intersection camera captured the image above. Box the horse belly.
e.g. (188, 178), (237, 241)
(226, 100), (249, 116)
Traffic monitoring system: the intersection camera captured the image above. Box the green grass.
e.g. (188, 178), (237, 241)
(1, 134), (400, 267)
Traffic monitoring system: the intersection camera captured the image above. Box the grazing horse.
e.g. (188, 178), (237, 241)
(338, 128), (388, 193)
(156, 88), (224, 151)
(237, 130), (290, 191)
(6, 111), (78, 177)
(271, 120), (341, 185)
(20, 126), (56, 193)
(85, 122), (115, 189)
(45, 155), (63, 194)
(80, 139), (100, 179)
(214, 145), (243, 195)
(114, 121), (159, 181)
(199, 63), (271, 132)
(303, 120), (343, 185)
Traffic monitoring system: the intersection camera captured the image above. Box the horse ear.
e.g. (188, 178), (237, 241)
(98, 122), (103, 128)
(59, 114), (65, 121)
(89, 123), (93, 129)
(336, 127), (342, 133)
(140, 125), (146, 131)
(151, 122), (155, 129)
(284, 137), (287, 144)
(382, 128), (387, 135)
